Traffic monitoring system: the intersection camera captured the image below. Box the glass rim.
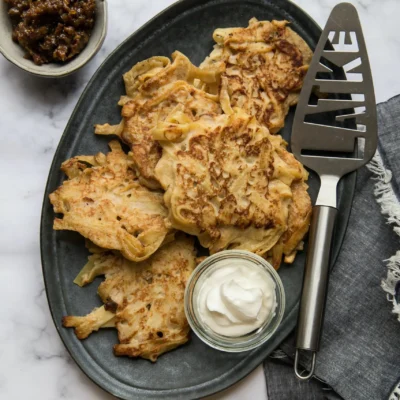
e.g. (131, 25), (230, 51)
(184, 250), (286, 352)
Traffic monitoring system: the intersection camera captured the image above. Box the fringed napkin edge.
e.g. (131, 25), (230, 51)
(367, 151), (400, 322)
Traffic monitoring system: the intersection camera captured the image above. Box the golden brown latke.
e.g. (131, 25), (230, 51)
(95, 51), (222, 189)
(49, 141), (172, 262)
(154, 107), (310, 263)
(198, 18), (312, 133)
(265, 180), (311, 269)
(63, 236), (196, 362)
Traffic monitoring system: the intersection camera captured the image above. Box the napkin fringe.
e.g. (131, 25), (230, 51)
(367, 151), (400, 322)
(389, 382), (400, 400)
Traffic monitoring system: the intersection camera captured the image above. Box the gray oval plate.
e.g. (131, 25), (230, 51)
(40, 0), (356, 399)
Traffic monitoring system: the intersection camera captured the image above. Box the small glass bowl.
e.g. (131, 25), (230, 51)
(184, 250), (285, 352)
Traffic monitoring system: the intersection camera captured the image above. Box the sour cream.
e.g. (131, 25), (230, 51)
(197, 260), (277, 337)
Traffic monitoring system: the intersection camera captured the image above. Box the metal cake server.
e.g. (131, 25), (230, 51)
(291, 2), (377, 380)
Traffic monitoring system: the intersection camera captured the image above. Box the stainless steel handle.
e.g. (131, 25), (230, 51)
(294, 205), (337, 380)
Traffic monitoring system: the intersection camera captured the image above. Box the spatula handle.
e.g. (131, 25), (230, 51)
(294, 205), (337, 379)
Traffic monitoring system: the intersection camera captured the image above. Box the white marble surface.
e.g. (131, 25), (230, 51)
(0, 0), (399, 399)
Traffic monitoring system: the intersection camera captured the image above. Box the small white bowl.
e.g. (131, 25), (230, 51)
(185, 250), (286, 352)
(0, 0), (107, 77)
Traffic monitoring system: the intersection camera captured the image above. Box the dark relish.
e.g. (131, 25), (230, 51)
(4, 0), (96, 65)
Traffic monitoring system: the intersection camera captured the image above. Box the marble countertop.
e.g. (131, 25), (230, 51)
(1, 0), (399, 399)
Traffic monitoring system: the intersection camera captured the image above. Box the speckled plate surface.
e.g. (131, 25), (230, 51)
(40, 1), (356, 398)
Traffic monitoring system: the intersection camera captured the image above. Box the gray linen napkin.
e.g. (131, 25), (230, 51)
(264, 94), (400, 400)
